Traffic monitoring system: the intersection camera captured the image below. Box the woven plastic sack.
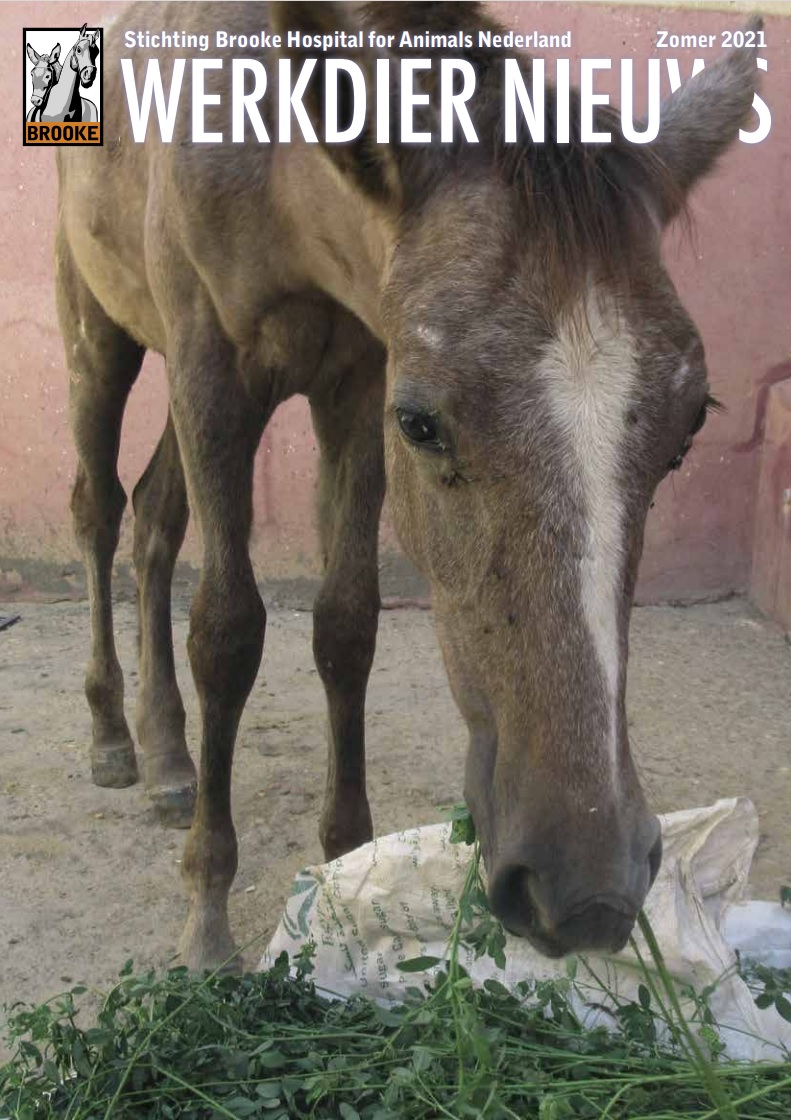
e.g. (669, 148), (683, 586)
(260, 798), (791, 1061)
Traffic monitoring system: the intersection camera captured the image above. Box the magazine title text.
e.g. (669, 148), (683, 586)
(120, 31), (771, 145)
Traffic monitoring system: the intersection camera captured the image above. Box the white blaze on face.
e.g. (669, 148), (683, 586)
(537, 293), (635, 779)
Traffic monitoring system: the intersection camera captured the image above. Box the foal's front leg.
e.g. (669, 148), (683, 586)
(168, 327), (267, 971)
(310, 347), (386, 860)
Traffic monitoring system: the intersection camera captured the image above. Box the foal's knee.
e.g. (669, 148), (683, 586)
(313, 585), (379, 693)
(187, 572), (266, 708)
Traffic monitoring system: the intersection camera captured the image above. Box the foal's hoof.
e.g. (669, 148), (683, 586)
(144, 754), (197, 829)
(320, 805), (374, 861)
(178, 905), (242, 974)
(91, 740), (139, 788)
(150, 782), (197, 829)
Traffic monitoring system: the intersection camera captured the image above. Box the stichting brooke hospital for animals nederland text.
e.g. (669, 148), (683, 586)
(118, 48), (772, 145)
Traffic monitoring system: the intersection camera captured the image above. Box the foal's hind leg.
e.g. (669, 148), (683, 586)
(132, 412), (197, 827)
(57, 236), (143, 787)
(310, 344), (386, 860)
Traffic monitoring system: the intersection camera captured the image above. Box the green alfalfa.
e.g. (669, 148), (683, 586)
(2, 809), (790, 1119)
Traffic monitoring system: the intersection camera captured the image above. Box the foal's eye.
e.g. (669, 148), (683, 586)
(666, 394), (720, 473)
(395, 408), (443, 449)
(666, 444), (690, 473)
(689, 400), (710, 436)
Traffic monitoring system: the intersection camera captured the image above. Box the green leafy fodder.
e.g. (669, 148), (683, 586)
(4, 951), (791, 1120)
(3, 811), (791, 1119)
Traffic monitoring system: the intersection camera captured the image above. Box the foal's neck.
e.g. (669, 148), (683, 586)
(277, 149), (395, 339)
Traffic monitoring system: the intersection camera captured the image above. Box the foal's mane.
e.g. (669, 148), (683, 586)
(359, 2), (682, 291)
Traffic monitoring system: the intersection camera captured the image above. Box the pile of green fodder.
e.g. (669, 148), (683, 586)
(2, 824), (791, 1120)
(2, 949), (791, 1120)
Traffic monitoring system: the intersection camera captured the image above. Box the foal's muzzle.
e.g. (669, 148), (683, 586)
(488, 824), (663, 957)
(80, 66), (96, 86)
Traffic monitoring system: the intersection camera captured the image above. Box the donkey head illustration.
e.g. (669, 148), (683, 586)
(26, 42), (62, 113)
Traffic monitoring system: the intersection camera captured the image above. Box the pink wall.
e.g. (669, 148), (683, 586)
(2, 2), (790, 601)
(750, 379), (791, 628)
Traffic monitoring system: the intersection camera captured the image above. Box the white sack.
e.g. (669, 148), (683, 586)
(260, 797), (791, 1062)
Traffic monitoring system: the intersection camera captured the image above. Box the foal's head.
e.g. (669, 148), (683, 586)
(277, 2), (762, 955)
(382, 54), (758, 956)
(384, 206), (700, 955)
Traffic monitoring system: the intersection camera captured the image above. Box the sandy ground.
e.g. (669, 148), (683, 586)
(1, 594), (789, 1055)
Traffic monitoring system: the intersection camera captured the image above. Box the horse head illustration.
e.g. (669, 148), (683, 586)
(70, 24), (100, 88)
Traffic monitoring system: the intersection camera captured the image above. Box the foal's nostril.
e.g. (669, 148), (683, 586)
(490, 866), (641, 956)
(488, 864), (535, 938)
(489, 824), (661, 956)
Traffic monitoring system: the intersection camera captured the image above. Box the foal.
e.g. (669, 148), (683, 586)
(56, 2), (763, 967)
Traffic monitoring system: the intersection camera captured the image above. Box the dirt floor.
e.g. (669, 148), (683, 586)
(1, 593), (789, 1056)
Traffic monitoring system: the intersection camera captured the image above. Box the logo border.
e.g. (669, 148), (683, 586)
(23, 25), (104, 147)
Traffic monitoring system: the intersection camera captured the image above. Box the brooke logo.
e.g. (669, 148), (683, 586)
(24, 23), (102, 145)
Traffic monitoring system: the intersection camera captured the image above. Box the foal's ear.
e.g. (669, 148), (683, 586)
(78, 23), (87, 37)
(269, 1), (401, 207)
(49, 44), (61, 64)
(27, 44), (40, 65)
(653, 17), (764, 220)
(90, 30), (99, 48)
